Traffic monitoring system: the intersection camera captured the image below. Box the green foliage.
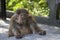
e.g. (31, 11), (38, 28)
(6, 0), (50, 17)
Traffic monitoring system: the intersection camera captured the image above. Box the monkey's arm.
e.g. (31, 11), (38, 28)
(8, 15), (15, 37)
(8, 15), (21, 37)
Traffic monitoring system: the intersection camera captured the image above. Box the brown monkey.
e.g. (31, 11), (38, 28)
(8, 8), (46, 39)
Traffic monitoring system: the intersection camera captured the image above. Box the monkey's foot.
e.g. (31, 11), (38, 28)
(8, 34), (14, 37)
(16, 35), (23, 39)
(8, 31), (14, 37)
(39, 31), (46, 35)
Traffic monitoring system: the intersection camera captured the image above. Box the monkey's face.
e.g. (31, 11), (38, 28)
(15, 9), (29, 24)
(17, 12), (29, 24)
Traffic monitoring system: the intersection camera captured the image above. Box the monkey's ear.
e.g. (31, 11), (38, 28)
(28, 16), (32, 19)
(28, 14), (32, 17)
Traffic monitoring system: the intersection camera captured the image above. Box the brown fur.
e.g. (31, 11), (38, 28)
(8, 9), (46, 39)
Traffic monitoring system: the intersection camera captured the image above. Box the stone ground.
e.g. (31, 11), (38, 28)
(0, 18), (60, 40)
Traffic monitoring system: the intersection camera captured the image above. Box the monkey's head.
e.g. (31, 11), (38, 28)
(15, 8), (29, 24)
(16, 9), (29, 18)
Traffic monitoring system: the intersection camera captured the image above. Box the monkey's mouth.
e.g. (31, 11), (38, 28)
(17, 22), (23, 26)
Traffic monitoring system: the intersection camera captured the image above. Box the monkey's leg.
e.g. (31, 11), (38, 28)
(35, 26), (46, 35)
(31, 23), (46, 35)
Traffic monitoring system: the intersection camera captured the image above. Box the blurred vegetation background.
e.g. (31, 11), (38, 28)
(6, 0), (50, 17)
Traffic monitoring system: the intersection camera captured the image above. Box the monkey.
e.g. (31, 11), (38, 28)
(8, 8), (46, 39)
